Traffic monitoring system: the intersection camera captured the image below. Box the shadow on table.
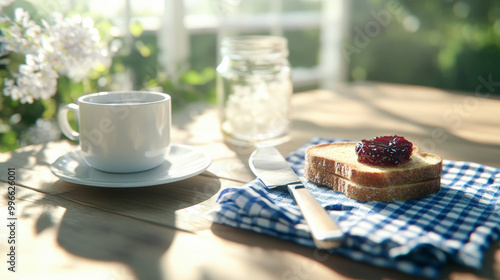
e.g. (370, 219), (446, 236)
(14, 186), (173, 280)
(19, 171), (221, 280)
(46, 169), (221, 230)
(56, 201), (174, 280)
(0, 142), (70, 184)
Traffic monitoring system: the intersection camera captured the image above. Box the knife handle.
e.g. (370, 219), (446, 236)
(287, 183), (343, 249)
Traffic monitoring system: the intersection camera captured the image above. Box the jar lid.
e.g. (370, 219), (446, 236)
(221, 36), (288, 59)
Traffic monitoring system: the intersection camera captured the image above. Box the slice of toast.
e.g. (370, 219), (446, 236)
(305, 142), (442, 187)
(304, 165), (441, 202)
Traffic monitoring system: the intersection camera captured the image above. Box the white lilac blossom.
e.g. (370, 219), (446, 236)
(3, 53), (58, 104)
(0, 8), (43, 54)
(43, 13), (111, 82)
(0, 8), (111, 104)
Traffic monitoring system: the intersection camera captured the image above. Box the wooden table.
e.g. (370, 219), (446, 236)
(1, 82), (499, 280)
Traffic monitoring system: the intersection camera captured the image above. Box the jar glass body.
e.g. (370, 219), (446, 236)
(216, 36), (292, 147)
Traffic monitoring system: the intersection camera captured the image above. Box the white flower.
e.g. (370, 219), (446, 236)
(0, 8), (113, 103)
(3, 53), (58, 104)
(0, 8), (43, 54)
(43, 13), (111, 82)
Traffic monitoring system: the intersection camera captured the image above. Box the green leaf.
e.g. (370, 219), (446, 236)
(135, 41), (151, 57)
(129, 21), (143, 38)
(0, 130), (19, 152)
(181, 70), (203, 85)
(200, 67), (216, 83)
(41, 98), (57, 119)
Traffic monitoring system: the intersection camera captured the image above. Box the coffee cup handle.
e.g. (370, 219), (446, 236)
(58, 103), (80, 141)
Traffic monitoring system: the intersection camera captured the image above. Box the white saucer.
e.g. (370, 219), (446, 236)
(50, 144), (212, 188)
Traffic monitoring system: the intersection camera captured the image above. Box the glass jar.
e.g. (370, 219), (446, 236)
(216, 36), (293, 147)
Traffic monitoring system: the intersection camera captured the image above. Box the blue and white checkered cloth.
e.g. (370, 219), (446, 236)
(211, 137), (500, 278)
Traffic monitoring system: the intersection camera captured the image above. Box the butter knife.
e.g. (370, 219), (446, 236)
(249, 146), (343, 249)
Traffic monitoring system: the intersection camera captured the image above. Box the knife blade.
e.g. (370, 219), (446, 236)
(249, 146), (343, 249)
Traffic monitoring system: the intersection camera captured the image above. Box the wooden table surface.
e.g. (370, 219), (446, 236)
(1, 82), (499, 280)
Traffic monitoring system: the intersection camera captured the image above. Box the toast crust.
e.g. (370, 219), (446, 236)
(305, 142), (443, 187)
(304, 166), (441, 202)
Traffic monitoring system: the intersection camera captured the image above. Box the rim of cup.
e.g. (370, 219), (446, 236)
(78, 91), (170, 106)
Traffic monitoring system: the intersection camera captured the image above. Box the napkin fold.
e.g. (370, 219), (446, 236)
(211, 137), (500, 278)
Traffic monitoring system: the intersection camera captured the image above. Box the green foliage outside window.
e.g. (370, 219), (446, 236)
(347, 0), (500, 94)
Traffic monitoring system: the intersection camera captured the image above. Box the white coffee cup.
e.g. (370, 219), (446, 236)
(58, 91), (171, 173)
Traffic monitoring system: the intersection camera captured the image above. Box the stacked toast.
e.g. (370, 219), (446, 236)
(304, 139), (443, 202)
